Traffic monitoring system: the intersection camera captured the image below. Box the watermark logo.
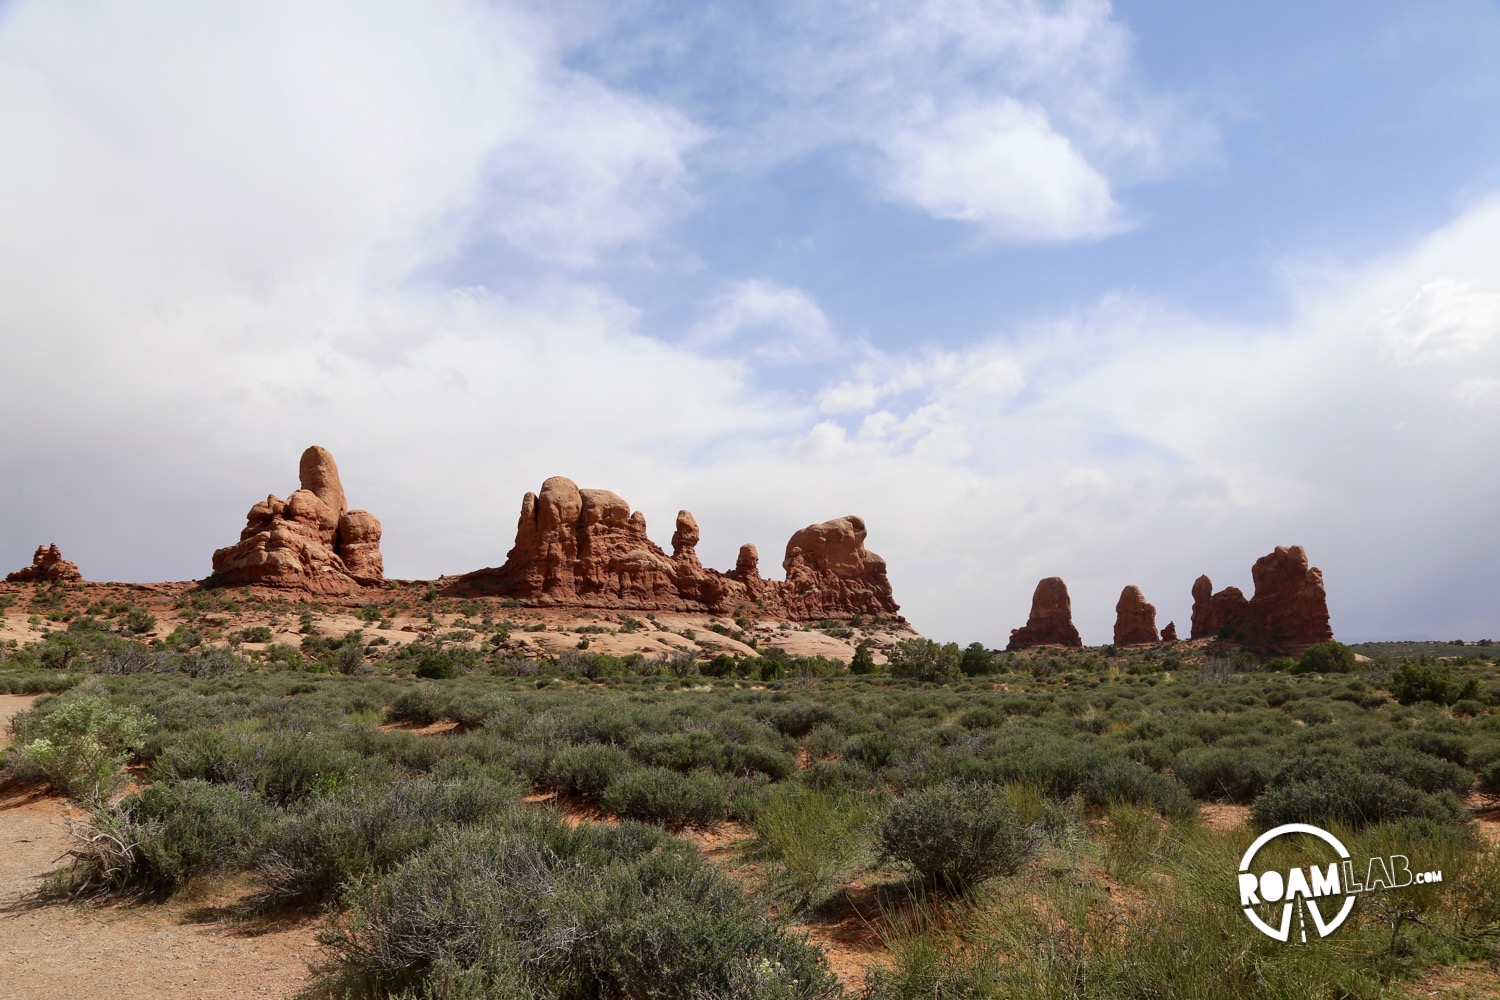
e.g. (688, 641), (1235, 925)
(1238, 823), (1444, 943)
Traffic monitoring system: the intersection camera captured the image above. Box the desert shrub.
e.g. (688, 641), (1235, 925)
(887, 638), (962, 683)
(753, 787), (882, 913)
(879, 780), (1035, 891)
(323, 821), (838, 999)
(1295, 641), (1357, 674)
(843, 731), (899, 770)
(959, 642), (997, 677)
(762, 702), (835, 738)
(120, 608), (157, 635)
(150, 729), (392, 806)
(544, 742), (632, 797)
(1251, 760), (1466, 831)
(259, 775), (519, 902)
(384, 685), (446, 726)
(601, 766), (730, 829)
(629, 730), (724, 772)
(1392, 659), (1482, 706)
(721, 742), (796, 780)
(1173, 746), (1274, 804)
(850, 642), (877, 675)
(7, 695), (149, 800)
(53, 779), (274, 898)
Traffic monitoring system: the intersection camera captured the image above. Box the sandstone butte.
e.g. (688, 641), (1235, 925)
(5, 543), (83, 583)
(1190, 544), (1334, 654)
(1112, 584), (1159, 645)
(211, 446), (385, 595)
(445, 475), (902, 621)
(1160, 621), (1179, 642)
(1006, 576), (1083, 650)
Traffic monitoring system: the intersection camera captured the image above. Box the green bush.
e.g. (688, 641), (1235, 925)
(960, 642), (997, 676)
(1295, 641), (1356, 674)
(753, 787), (881, 912)
(1251, 760), (1466, 831)
(544, 743), (632, 797)
(8, 695), (149, 801)
(601, 766), (730, 829)
(1173, 747), (1274, 804)
(850, 642), (877, 675)
(887, 638), (962, 683)
(324, 821), (838, 999)
(1391, 659), (1482, 706)
(879, 780), (1034, 891)
(259, 775), (519, 902)
(150, 729), (392, 806)
(53, 780), (274, 898)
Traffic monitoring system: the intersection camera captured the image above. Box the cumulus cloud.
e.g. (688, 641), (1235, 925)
(680, 0), (1207, 240)
(689, 279), (842, 362)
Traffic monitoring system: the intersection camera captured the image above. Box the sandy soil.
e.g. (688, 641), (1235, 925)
(0, 580), (914, 670)
(0, 696), (320, 1000)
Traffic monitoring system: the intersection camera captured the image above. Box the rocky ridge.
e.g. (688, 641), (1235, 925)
(5, 544), (82, 584)
(446, 476), (900, 621)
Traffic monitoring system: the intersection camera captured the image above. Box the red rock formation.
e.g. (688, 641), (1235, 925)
(1190, 575), (1249, 640)
(1189, 546), (1333, 653)
(1248, 545), (1333, 651)
(211, 446), (384, 594)
(6, 544), (82, 583)
(448, 477), (901, 620)
(1160, 621), (1178, 642)
(1006, 577), (1082, 650)
(776, 516), (898, 620)
(1113, 585), (1159, 645)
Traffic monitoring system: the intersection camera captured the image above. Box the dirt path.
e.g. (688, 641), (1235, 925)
(0, 696), (319, 999)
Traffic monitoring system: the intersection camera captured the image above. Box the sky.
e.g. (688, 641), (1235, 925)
(1, 0), (1498, 645)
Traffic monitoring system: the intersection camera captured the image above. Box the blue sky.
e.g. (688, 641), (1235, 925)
(2, 1), (1498, 643)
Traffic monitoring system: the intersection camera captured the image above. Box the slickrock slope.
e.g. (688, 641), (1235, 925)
(5, 543), (82, 583)
(1006, 577), (1083, 650)
(1113, 585), (1159, 645)
(1190, 544), (1333, 653)
(211, 446), (384, 594)
(447, 476), (901, 621)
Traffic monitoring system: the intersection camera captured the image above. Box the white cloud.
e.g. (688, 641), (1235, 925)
(1374, 278), (1500, 364)
(706, 0), (1207, 241)
(881, 100), (1120, 239)
(690, 278), (841, 362)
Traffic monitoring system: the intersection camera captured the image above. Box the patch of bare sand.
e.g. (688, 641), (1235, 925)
(1465, 792), (1500, 847)
(1, 693), (41, 741)
(0, 777), (319, 998)
(1199, 803), (1251, 833)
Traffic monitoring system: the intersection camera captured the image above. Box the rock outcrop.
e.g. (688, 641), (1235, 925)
(1160, 621), (1178, 642)
(448, 476), (901, 621)
(1190, 575), (1248, 640)
(1006, 577), (1083, 650)
(211, 446), (384, 594)
(6, 544), (83, 583)
(1113, 585), (1159, 645)
(1190, 545), (1333, 653)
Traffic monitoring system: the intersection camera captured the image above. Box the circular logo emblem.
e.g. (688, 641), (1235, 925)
(1238, 823), (1357, 942)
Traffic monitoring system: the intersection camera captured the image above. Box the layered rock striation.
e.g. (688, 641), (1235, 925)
(1190, 545), (1333, 653)
(447, 476), (900, 620)
(211, 446), (384, 594)
(1006, 577), (1083, 650)
(1113, 585), (1159, 645)
(6, 544), (83, 583)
